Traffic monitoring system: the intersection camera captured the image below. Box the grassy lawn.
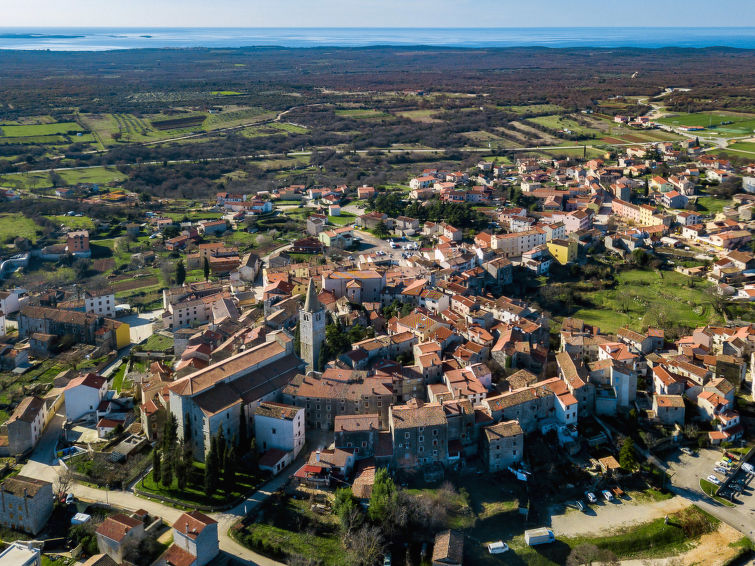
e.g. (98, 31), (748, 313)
(138, 461), (262, 508)
(0, 213), (41, 243)
(138, 333), (174, 352)
(328, 213), (356, 226)
(571, 268), (721, 334)
(657, 111), (755, 135)
(111, 364), (128, 393)
(700, 479), (734, 506)
(527, 115), (601, 137)
(696, 195), (732, 214)
(502, 104), (566, 115)
(0, 122), (84, 137)
(727, 141), (755, 153)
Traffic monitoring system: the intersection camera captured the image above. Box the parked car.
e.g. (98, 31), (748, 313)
(383, 553), (392, 566)
(65, 493), (75, 505)
(680, 447), (693, 455)
(602, 490), (614, 501)
(585, 491), (597, 503)
(707, 475), (722, 485)
(488, 541), (509, 554)
(713, 466), (728, 475)
(575, 500), (584, 511)
(524, 528), (555, 546)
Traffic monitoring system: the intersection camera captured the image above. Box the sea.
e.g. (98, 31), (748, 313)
(0, 27), (754, 51)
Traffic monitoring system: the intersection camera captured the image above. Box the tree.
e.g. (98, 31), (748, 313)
(344, 524), (384, 566)
(54, 467), (75, 501)
(161, 452), (174, 487)
(238, 409), (249, 453)
(334, 487), (361, 531)
(152, 449), (161, 483)
(567, 543), (617, 566)
(175, 454), (187, 490)
(373, 221), (389, 239)
(163, 413), (178, 451)
(176, 260), (186, 286)
(203, 256), (210, 281)
(204, 435), (219, 496)
(619, 437), (638, 471)
(216, 429), (227, 473)
(368, 468), (396, 524)
(223, 444), (237, 493)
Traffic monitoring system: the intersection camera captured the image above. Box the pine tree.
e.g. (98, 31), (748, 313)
(176, 260), (186, 286)
(161, 451), (174, 487)
(217, 429), (227, 474)
(152, 449), (161, 485)
(175, 457), (187, 490)
(203, 257), (210, 281)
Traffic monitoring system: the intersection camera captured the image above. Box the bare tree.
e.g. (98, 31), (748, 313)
(55, 467), (75, 500)
(345, 524), (384, 566)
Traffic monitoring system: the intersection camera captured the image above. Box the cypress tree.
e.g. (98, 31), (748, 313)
(217, 429), (227, 474)
(161, 450), (174, 487)
(238, 409), (248, 452)
(224, 445), (236, 493)
(152, 449), (161, 485)
(175, 457), (187, 490)
(205, 436), (218, 496)
(176, 260), (186, 286)
(203, 257), (210, 281)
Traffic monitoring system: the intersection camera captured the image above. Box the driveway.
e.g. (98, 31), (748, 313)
(120, 308), (165, 344)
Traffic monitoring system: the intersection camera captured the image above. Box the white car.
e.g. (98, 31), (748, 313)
(707, 475), (722, 485)
(680, 447), (693, 455)
(585, 491), (597, 503)
(602, 490), (614, 501)
(713, 466), (728, 475)
(487, 541), (509, 554)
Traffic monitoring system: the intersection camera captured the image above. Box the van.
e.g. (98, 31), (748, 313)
(524, 528), (555, 546)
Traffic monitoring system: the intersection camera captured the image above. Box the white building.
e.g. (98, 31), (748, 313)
(84, 289), (116, 319)
(0, 541), (41, 566)
(0, 290), (21, 316)
(159, 511), (219, 566)
(254, 401), (305, 462)
(64, 373), (108, 421)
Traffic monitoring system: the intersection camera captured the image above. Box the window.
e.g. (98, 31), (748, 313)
(418, 436), (424, 443)
(405, 432), (410, 439)
(272, 428), (277, 435)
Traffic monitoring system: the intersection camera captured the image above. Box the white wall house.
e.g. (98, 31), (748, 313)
(64, 373), (108, 421)
(84, 290), (116, 319)
(254, 401), (305, 458)
(170, 511), (219, 566)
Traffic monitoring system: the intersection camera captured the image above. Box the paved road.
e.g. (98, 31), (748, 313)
(21, 411), (286, 565)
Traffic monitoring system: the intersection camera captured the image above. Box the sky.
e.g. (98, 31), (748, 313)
(3, 0), (755, 28)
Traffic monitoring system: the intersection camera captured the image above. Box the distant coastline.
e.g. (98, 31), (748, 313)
(0, 27), (754, 51)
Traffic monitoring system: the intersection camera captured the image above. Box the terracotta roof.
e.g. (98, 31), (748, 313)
(484, 420), (523, 442)
(65, 372), (106, 391)
(96, 513), (143, 543)
(1, 475), (51, 498)
(173, 510), (217, 540)
(432, 530), (464, 564)
(7, 396), (45, 424)
(390, 399), (446, 429)
(334, 414), (380, 432)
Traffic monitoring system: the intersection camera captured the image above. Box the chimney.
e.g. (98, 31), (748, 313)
(316, 450), (320, 463)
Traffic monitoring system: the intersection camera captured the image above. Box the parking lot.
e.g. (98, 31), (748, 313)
(667, 447), (755, 540)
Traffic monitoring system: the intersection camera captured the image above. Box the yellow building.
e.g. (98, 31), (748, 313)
(546, 239), (578, 265)
(107, 319), (131, 349)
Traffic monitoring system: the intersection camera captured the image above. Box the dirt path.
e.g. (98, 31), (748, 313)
(549, 495), (690, 538)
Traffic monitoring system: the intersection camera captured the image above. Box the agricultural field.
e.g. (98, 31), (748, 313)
(726, 141), (755, 153)
(335, 108), (392, 119)
(0, 166), (126, 190)
(657, 111), (755, 135)
(205, 106), (274, 129)
(695, 195), (732, 214)
(501, 103), (565, 115)
(394, 109), (443, 123)
(0, 122), (84, 137)
(45, 215), (95, 230)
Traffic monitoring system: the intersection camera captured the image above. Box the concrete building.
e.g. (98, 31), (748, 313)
(6, 396), (46, 457)
(0, 476), (53, 535)
(300, 278), (326, 371)
(64, 373), (108, 421)
(254, 401), (305, 461)
(653, 395), (685, 427)
(66, 230), (90, 257)
(0, 542), (41, 566)
(84, 289), (116, 319)
(482, 420), (524, 472)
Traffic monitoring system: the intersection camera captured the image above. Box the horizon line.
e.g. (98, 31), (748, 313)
(1, 25), (755, 30)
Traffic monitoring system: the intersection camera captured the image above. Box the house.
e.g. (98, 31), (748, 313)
(18, 306), (129, 350)
(157, 511), (219, 566)
(653, 395), (685, 427)
(546, 239), (578, 265)
(64, 373), (108, 421)
(66, 230), (91, 257)
(6, 397), (46, 457)
(357, 185), (376, 200)
(96, 513), (145, 564)
(661, 190), (688, 209)
(0, 289), (22, 316)
(0, 476), (53, 535)
(319, 227), (354, 249)
(432, 530), (464, 566)
(709, 230), (751, 250)
(482, 420), (523, 472)
(84, 289), (116, 319)
(389, 399), (448, 469)
(198, 220), (228, 236)
(0, 541), (41, 566)
(649, 177), (672, 192)
(254, 401), (305, 472)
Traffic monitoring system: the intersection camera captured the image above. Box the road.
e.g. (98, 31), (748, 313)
(21, 410), (286, 565)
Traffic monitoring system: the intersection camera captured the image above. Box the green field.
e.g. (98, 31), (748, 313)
(528, 115), (601, 137)
(45, 215), (95, 230)
(335, 109), (392, 119)
(327, 212), (356, 226)
(271, 122), (308, 134)
(503, 103), (566, 115)
(395, 109), (443, 123)
(727, 141), (755, 153)
(210, 90), (243, 96)
(696, 195), (732, 214)
(0, 122), (84, 137)
(0, 213), (41, 243)
(657, 111), (755, 135)
(570, 269), (721, 334)
(205, 107), (274, 129)
(0, 166), (126, 190)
